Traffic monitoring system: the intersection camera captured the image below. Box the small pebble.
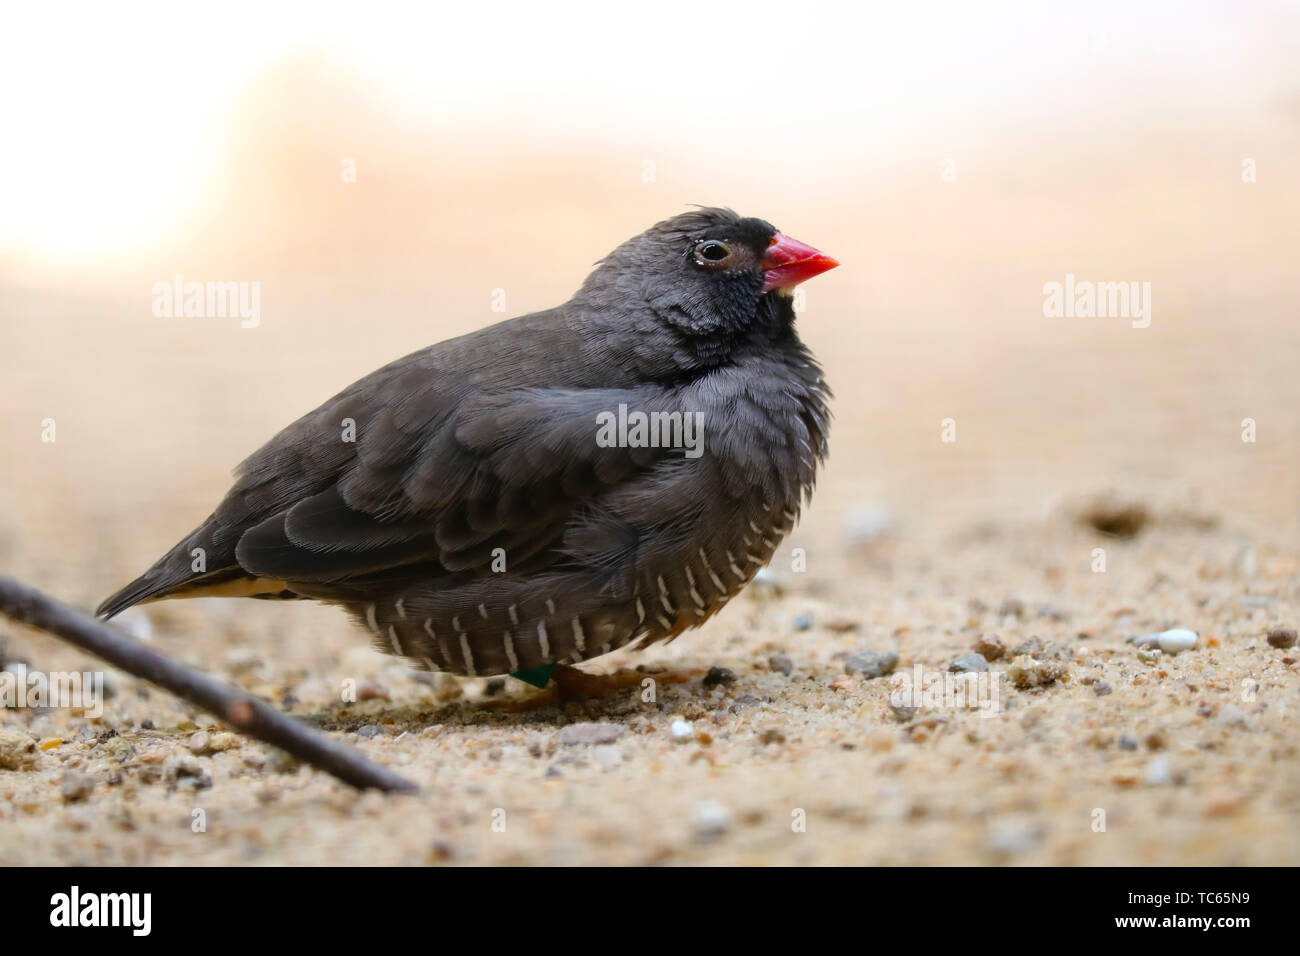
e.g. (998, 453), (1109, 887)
(267, 750), (301, 773)
(670, 719), (694, 741)
(1266, 628), (1297, 649)
(221, 647), (262, 673)
(0, 728), (40, 771)
(702, 667), (736, 688)
(949, 653), (989, 674)
(845, 506), (895, 547)
(1156, 629), (1198, 654)
(792, 614), (813, 631)
(693, 801), (731, 841)
(973, 633), (1005, 661)
(1136, 646), (1163, 664)
(1012, 637), (1071, 661)
(1132, 628), (1198, 655)
(889, 703), (918, 722)
(844, 650), (899, 679)
(1078, 500), (1149, 538)
(355, 725), (382, 739)
(768, 654), (794, 676)
(59, 771), (95, 802)
(985, 818), (1043, 856)
(1144, 755), (1172, 786)
(1006, 655), (1068, 688)
(187, 731), (212, 755)
(998, 598), (1026, 619)
(118, 610), (154, 643)
(164, 755), (213, 790)
(98, 737), (137, 763)
(592, 745), (623, 769)
(556, 722), (624, 747)
(1118, 734), (1139, 751)
(207, 732), (241, 753)
(1092, 681), (1113, 697)
(823, 616), (860, 633)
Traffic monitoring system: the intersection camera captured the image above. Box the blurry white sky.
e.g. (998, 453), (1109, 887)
(1, 0), (1296, 259)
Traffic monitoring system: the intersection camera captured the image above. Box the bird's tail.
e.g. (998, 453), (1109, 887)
(97, 526), (240, 619)
(97, 568), (185, 619)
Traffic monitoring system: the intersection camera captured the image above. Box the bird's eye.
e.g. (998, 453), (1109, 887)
(694, 240), (732, 266)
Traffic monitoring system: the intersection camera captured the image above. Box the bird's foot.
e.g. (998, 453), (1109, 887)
(550, 663), (648, 699)
(487, 664), (696, 710)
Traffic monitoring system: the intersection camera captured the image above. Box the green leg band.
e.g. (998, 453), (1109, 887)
(511, 663), (556, 688)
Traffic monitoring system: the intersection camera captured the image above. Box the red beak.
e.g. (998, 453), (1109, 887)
(761, 233), (839, 293)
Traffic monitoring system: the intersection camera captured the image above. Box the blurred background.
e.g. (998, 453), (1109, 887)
(3, 2), (1297, 593)
(0, 0), (1297, 866)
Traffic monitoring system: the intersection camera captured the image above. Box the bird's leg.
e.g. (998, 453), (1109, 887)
(488, 664), (643, 710)
(487, 663), (696, 711)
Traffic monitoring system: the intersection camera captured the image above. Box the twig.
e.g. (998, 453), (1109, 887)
(0, 576), (417, 793)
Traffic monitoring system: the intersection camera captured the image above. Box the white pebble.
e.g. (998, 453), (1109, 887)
(985, 818), (1044, 856)
(592, 745), (622, 769)
(846, 505), (895, 546)
(693, 800), (731, 836)
(669, 719), (694, 741)
(1157, 629), (1198, 653)
(118, 609), (154, 642)
(1133, 628), (1198, 655)
(1144, 756), (1172, 786)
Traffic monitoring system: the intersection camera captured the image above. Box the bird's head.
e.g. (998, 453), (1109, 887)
(579, 207), (838, 346)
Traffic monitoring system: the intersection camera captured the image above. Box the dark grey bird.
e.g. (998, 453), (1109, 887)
(98, 208), (837, 685)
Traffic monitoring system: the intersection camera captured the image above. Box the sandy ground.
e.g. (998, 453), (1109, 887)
(1, 489), (1297, 865)
(1, 59), (1298, 864)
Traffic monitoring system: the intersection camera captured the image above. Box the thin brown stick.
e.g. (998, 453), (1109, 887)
(0, 575), (417, 793)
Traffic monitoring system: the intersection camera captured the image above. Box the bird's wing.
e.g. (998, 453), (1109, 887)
(226, 383), (673, 594)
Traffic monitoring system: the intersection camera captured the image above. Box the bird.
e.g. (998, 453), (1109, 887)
(97, 208), (837, 688)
